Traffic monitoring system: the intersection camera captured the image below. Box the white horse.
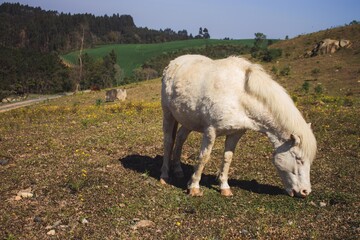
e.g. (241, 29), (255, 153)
(161, 55), (317, 197)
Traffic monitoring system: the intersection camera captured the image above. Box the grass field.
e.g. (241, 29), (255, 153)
(2, 25), (360, 239)
(0, 78), (359, 239)
(61, 39), (255, 77)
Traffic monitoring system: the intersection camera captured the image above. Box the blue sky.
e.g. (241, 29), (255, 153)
(2, 0), (359, 39)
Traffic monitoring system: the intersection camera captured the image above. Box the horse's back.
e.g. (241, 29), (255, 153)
(162, 55), (253, 133)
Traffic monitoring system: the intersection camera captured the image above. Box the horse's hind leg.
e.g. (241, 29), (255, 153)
(161, 110), (178, 184)
(188, 127), (216, 196)
(219, 131), (245, 196)
(172, 126), (191, 178)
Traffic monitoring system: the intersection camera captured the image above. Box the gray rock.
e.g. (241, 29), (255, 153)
(0, 158), (9, 166)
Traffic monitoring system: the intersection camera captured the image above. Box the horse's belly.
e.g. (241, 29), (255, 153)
(168, 100), (207, 132)
(168, 96), (254, 134)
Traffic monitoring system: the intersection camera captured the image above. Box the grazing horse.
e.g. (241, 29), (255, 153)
(161, 55), (317, 197)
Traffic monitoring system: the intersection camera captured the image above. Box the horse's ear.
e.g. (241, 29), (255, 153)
(291, 134), (301, 147)
(308, 122), (312, 129)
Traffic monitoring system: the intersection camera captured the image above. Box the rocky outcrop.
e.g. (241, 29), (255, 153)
(105, 89), (127, 102)
(305, 39), (352, 57)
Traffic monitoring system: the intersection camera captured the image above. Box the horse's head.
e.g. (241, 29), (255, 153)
(273, 134), (312, 198)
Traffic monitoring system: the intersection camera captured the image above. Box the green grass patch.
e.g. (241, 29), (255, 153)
(62, 39), (255, 77)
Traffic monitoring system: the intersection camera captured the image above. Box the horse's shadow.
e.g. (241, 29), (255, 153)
(119, 154), (285, 196)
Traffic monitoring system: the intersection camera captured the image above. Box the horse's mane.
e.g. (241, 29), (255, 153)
(240, 57), (317, 162)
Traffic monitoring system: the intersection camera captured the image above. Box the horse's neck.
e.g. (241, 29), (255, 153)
(249, 112), (288, 148)
(265, 131), (286, 149)
(244, 97), (290, 148)
(246, 114), (285, 148)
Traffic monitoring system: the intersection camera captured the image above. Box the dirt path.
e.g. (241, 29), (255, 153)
(0, 95), (63, 113)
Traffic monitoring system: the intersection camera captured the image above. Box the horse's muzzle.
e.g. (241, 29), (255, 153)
(288, 188), (311, 198)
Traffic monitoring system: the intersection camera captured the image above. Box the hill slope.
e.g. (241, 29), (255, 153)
(266, 24), (360, 96)
(63, 24), (360, 96)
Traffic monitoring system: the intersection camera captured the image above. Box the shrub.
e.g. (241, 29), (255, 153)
(280, 66), (291, 76)
(262, 48), (282, 62)
(271, 66), (278, 75)
(302, 81), (310, 93)
(311, 68), (320, 75)
(314, 84), (323, 95)
(250, 48), (282, 62)
(343, 98), (353, 106)
(335, 65), (342, 71)
(95, 99), (103, 106)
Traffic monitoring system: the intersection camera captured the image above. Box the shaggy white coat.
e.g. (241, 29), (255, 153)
(161, 55), (317, 197)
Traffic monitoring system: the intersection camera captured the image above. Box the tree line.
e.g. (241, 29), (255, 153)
(0, 46), (122, 100)
(0, 47), (70, 100)
(0, 2), (200, 99)
(1, 3), (281, 101)
(0, 3), (194, 52)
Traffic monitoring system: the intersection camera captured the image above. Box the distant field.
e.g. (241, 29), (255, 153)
(61, 39), (255, 77)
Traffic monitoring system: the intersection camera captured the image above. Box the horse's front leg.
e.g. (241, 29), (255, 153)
(188, 127), (216, 196)
(218, 131), (245, 196)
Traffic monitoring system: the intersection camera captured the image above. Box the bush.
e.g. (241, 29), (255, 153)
(343, 98), (353, 106)
(311, 68), (320, 75)
(314, 84), (323, 95)
(133, 67), (158, 81)
(262, 48), (282, 62)
(280, 66), (291, 76)
(271, 66), (278, 75)
(0, 90), (14, 101)
(95, 99), (103, 106)
(302, 81), (310, 94)
(250, 48), (282, 62)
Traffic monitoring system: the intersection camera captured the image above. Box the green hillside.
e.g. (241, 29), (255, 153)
(62, 39), (255, 77)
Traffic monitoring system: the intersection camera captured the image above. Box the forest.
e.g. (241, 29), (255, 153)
(0, 3), (276, 100)
(0, 3), (194, 99)
(0, 3), (192, 52)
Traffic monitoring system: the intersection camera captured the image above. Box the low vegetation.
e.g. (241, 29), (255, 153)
(1, 6), (359, 238)
(0, 79), (359, 239)
(267, 24), (360, 96)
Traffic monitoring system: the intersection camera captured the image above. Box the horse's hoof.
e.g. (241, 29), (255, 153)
(221, 188), (233, 197)
(160, 178), (169, 185)
(188, 188), (203, 197)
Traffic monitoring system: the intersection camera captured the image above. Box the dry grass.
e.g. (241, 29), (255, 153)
(0, 78), (359, 239)
(267, 24), (360, 96)
(1, 25), (360, 239)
